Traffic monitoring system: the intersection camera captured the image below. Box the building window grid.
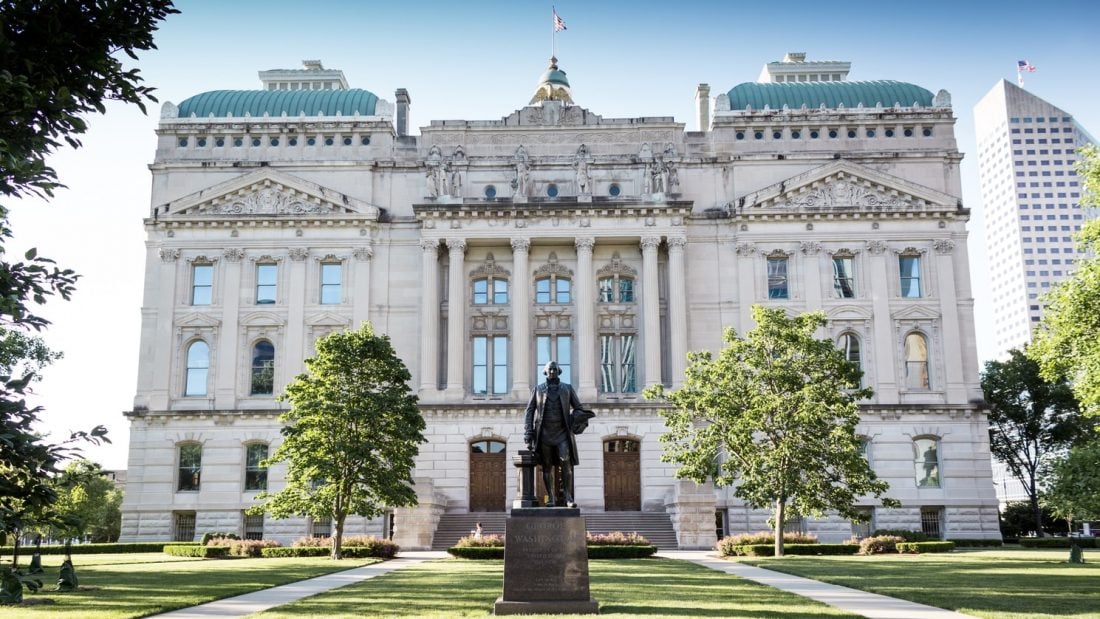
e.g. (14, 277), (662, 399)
(472, 335), (508, 395)
(191, 264), (213, 305)
(250, 340), (275, 395)
(178, 443), (202, 492)
(832, 256), (855, 298)
(599, 333), (637, 394)
(473, 277), (509, 305)
(244, 443), (269, 491)
(185, 340), (210, 397)
(598, 275), (634, 303)
(899, 255), (922, 298)
(320, 262), (342, 304)
(173, 512), (196, 542)
(243, 513), (264, 540)
(904, 332), (931, 390)
(536, 334), (572, 385)
(256, 263), (277, 304)
(535, 276), (571, 304)
(767, 256), (789, 299)
(311, 516), (333, 538)
(920, 508), (944, 539)
(914, 437), (940, 488)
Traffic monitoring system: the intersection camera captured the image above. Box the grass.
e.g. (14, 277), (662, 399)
(0, 552), (381, 618)
(254, 557), (861, 618)
(742, 547), (1100, 619)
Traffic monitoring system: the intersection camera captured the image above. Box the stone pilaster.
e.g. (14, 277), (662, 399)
(352, 243), (373, 329)
(934, 239), (966, 401)
(574, 237), (596, 400)
(866, 240), (898, 400)
(215, 248), (243, 408)
(667, 236), (688, 387)
(445, 238), (467, 396)
(640, 236), (662, 388)
(511, 238), (531, 398)
(286, 247), (309, 378)
(419, 239), (440, 396)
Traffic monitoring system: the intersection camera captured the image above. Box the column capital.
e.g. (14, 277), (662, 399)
(510, 237), (531, 253)
(289, 248), (310, 261)
(666, 236), (687, 250)
(222, 248), (245, 262)
(574, 236), (595, 252)
(353, 245), (374, 261)
(640, 236), (662, 251)
(446, 238), (467, 253)
(159, 248), (180, 262)
(420, 238), (440, 251)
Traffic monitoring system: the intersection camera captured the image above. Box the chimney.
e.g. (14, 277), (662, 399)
(695, 83), (711, 132)
(395, 88), (411, 137)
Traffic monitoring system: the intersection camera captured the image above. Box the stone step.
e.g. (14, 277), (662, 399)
(430, 511), (680, 550)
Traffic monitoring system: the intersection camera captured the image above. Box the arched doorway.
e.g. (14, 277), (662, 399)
(603, 438), (640, 511)
(469, 439), (506, 512)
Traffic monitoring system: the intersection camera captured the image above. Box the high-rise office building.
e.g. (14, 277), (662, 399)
(974, 80), (1096, 358)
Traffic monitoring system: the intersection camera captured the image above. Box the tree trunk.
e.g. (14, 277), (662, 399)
(1030, 491), (1045, 537)
(774, 500), (785, 557)
(332, 513), (345, 560)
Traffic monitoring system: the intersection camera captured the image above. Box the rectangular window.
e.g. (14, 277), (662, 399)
(899, 256), (922, 297)
(535, 278), (551, 303)
(832, 256), (855, 298)
(914, 438), (940, 488)
(320, 263), (342, 304)
(244, 513), (264, 540)
(256, 264), (277, 304)
(851, 507), (874, 539)
(599, 334), (637, 393)
(556, 278), (571, 303)
(920, 508), (943, 539)
(173, 512), (196, 542)
(311, 516), (332, 538)
(472, 336), (509, 395)
(192, 264), (213, 305)
(536, 334), (572, 385)
(618, 279), (634, 303)
(178, 444), (202, 492)
(245, 443), (268, 491)
(493, 279), (508, 304)
(767, 257), (789, 299)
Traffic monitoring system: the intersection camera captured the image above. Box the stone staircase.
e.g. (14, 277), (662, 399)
(430, 511), (679, 550)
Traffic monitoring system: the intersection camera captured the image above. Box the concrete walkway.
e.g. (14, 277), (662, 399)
(148, 550), (448, 618)
(658, 550), (974, 619)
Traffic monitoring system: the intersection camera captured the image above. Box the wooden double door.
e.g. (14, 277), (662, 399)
(603, 439), (641, 511)
(469, 440), (506, 512)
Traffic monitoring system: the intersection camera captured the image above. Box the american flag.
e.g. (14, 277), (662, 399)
(554, 11), (567, 32)
(1017, 60), (1036, 73)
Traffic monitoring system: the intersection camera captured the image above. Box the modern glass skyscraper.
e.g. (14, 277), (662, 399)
(974, 80), (1096, 358)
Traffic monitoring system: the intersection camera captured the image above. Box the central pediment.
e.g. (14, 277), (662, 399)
(158, 168), (381, 220)
(740, 161), (958, 211)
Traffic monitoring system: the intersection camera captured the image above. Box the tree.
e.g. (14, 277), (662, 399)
(46, 459), (123, 542)
(1044, 441), (1100, 528)
(645, 306), (897, 557)
(1031, 146), (1100, 417)
(981, 348), (1087, 536)
(998, 501), (1068, 538)
(253, 323), (425, 559)
(0, 0), (177, 539)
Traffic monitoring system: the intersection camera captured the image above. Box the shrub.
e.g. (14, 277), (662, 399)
(341, 536), (399, 559)
(455, 534), (504, 548)
(200, 532), (240, 545)
(448, 546), (504, 560)
(0, 542), (201, 555)
(859, 535), (906, 555)
(588, 545), (657, 558)
(897, 541), (955, 554)
(261, 546), (330, 558)
(206, 538), (280, 557)
(164, 545), (229, 558)
(950, 538), (1003, 547)
(717, 532), (817, 556)
(722, 543), (858, 557)
(872, 529), (929, 542)
(587, 532), (651, 546)
(292, 536), (332, 548)
(1019, 537), (1096, 549)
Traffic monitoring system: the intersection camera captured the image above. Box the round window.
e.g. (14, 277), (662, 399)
(215, 138), (225, 147)
(609, 184), (621, 197)
(754, 131), (763, 140)
(828, 130), (838, 138)
(865, 129), (875, 138)
(484, 185), (497, 199)
(307, 137), (316, 146)
(342, 137), (352, 146)
(233, 138), (243, 147)
(735, 131), (745, 140)
(772, 131), (782, 139)
(791, 130), (801, 139)
(288, 137), (298, 146)
(270, 138), (279, 146)
(361, 136), (371, 146)
(846, 130), (856, 138)
(324, 137), (334, 146)
(904, 128), (914, 137)
(547, 184), (559, 198)
(196, 138), (206, 147)
(885, 129), (895, 138)
(810, 131), (819, 139)
(251, 138), (261, 147)
(177, 138), (188, 147)
(923, 128), (933, 137)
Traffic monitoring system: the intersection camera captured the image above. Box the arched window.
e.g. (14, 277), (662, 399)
(185, 341), (209, 396)
(470, 440), (506, 454)
(251, 340), (275, 395)
(472, 277), (508, 305)
(904, 332), (930, 389)
(840, 333), (861, 371)
(598, 275), (634, 303)
(535, 276), (571, 304)
(913, 437), (940, 488)
(178, 443), (202, 491)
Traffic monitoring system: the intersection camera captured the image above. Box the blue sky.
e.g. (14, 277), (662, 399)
(8, 0), (1100, 469)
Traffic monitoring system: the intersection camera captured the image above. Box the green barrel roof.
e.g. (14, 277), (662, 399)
(727, 81), (934, 110)
(176, 89), (379, 118)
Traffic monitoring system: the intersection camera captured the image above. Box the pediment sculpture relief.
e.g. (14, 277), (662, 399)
(775, 180), (913, 210)
(209, 187), (327, 215)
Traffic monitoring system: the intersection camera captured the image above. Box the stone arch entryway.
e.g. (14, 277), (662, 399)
(469, 439), (507, 512)
(603, 438), (641, 511)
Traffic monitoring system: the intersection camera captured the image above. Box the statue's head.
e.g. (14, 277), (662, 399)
(543, 361), (561, 378)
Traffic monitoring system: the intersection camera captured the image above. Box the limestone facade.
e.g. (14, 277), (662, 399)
(121, 56), (1001, 549)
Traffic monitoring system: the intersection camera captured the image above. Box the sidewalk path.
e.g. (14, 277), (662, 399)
(658, 550), (974, 619)
(148, 550), (448, 618)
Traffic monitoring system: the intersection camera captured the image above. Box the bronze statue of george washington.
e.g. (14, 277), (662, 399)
(524, 360), (593, 508)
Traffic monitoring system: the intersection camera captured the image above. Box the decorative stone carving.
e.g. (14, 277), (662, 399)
(799, 241), (821, 255)
(574, 144), (590, 195)
(575, 237), (595, 251)
(933, 89), (952, 108)
(766, 248), (792, 258)
(159, 248), (180, 262)
(776, 180), (912, 210)
(865, 240), (888, 255)
(446, 238), (467, 253)
(597, 252), (638, 278)
(353, 246), (374, 261)
(188, 254), (218, 264)
(513, 146), (531, 199)
(831, 248), (858, 258)
(933, 239), (956, 254)
(666, 236), (687, 250)
(420, 238), (440, 251)
(250, 254), (281, 263)
(734, 242), (756, 256)
(639, 236), (661, 252)
(470, 253), (510, 278)
(450, 168), (463, 197)
(288, 248), (309, 261)
(222, 248), (245, 262)
(510, 238), (531, 253)
(315, 253), (342, 263)
(212, 187), (325, 215)
(894, 246), (927, 256)
(534, 252), (573, 278)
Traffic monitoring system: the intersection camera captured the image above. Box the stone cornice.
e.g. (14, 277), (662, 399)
(414, 200), (692, 219)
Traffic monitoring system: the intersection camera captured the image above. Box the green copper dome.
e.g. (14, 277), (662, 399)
(176, 89), (379, 118)
(727, 81), (934, 110)
(539, 66), (570, 87)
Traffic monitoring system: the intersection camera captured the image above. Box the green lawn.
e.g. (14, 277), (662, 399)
(0, 553), (381, 618)
(743, 548), (1100, 619)
(254, 558), (861, 618)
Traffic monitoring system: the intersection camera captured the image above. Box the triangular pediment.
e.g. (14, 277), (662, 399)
(241, 311), (286, 327)
(891, 304), (940, 320)
(827, 304), (873, 320)
(305, 311), (350, 328)
(740, 161), (957, 211)
(177, 312), (221, 328)
(161, 168), (380, 219)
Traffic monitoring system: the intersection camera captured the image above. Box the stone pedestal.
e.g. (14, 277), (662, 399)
(494, 509), (599, 615)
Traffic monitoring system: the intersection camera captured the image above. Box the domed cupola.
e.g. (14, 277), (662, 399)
(529, 56), (574, 105)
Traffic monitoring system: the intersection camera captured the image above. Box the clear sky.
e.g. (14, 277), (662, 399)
(8, 0), (1100, 470)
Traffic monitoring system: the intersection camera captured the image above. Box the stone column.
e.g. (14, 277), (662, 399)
(148, 247), (181, 410)
(934, 240), (966, 401)
(215, 248), (244, 409)
(801, 242), (823, 311)
(511, 238), (531, 398)
(352, 244), (373, 329)
(866, 241), (898, 400)
(734, 242), (757, 332)
(574, 237), (596, 400)
(641, 236), (662, 388)
(667, 236), (688, 387)
(419, 239), (440, 396)
(445, 238), (467, 396)
(285, 248), (310, 379)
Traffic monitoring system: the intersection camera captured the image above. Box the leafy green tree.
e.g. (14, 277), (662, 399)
(646, 306), (897, 556)
(981, 348), (1087, 536)
(1044, 441), (1100, 528)
(998, 500), (1068, 538)
(253, 323), (425, 559)
(0, 0), (177, 538)
(1031, 146), (1100, 417)
(48, 459), (123, 542)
